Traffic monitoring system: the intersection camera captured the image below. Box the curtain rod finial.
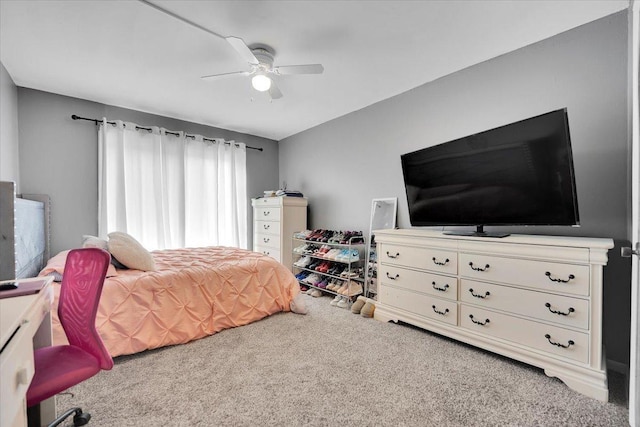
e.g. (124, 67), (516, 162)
(71, 114), (79, 120)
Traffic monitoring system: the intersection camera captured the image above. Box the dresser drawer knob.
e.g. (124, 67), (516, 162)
(263, 211), (270, 216)
(545, 303), (575, 316)
(545, 272), (575, 283)
(469, 288), (490, 299)
(469, 314), (490, 326)
(544, 334), (574, 349)
(432, 282), (449, 292)
(263, 224), (270, 230)
(432, 257), (449, 266)
(385, 272), (399, 280)
(469, 262), (490, 272)
(432, 305), (449, 316)
(263, 251), (270, 255)
(386, 251), (400, 259)
(263, 237), (270, 243)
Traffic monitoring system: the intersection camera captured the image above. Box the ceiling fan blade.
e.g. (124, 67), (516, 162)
(226, 36), (259, 65)
(201, 70), (250, 80)
(272, 64), (324, 75)
(269, 81), (283, 100)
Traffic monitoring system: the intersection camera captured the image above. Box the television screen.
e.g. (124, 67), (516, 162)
(401, 109), (579, 232)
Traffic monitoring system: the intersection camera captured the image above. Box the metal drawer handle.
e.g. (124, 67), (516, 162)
(386, 272), (399, 280)
(432, 282), (449, 292)
(263, 251), (270, 255)
(263, 224), (270, 230)
(469, 288), (490, 299)
(386, 251), (400, 259)
(263, 237), (270, 243)
(469, 262), (490, 272)
(469, 314), (490, 326)
(431, 305), (449, 316)
(545, 272), (575, 283)
(432, 257), (449, 266)
(545, 303), (575, 316)
(263, 211), (270, 216)
(544, 334), (574, 349)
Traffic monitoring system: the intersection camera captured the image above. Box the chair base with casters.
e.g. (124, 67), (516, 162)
(26, 248), (114, 427)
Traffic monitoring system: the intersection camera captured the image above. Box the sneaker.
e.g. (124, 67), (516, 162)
(337, 297), (349, 309)
(305, 287), (315, 295)
(310, 289), (323, 297)
(330, 295), (342, 306)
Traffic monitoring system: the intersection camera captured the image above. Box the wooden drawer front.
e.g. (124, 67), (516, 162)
(255, 245), (281, 262)
(379, 265), (458, 301)
(460, 305), (589, 364)
(255, 232), (280, 249)
(459, 253), (590, 296)
(460, 279), (589, 330)
(379, 285), (458, 326)
(380, 244), (457, 275)
(255, 220), (281, 236)
(0, 326), (35, 427)
(255, 197), (281, 207)
(255, 207), (281, 221)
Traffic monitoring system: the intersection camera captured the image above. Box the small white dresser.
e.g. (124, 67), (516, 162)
(374, 228), (614, 401)
(252, 197), (307, 270)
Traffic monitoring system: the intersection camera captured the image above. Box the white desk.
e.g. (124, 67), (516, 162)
(0, 277), (55, 427)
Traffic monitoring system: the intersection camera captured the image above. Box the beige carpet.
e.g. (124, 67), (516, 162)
(57, 294), (628, 426)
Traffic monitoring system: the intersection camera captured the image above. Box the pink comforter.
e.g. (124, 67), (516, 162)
(40, 247), (300, 357)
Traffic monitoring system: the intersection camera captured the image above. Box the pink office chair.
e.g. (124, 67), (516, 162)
(27, 248), (114, 427)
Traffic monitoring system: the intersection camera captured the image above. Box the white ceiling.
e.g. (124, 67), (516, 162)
(0, 0), (629, 141)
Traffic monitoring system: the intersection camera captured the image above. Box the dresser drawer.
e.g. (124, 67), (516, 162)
(379, 285), (458, 326)
(460, 305), (589, 364)
(460, 279), (589, 330)
(459, 253), (590, 296)
(255, 197), (282, 207)
(255, 220), (281, 236)
(379, 265), (457, 301)
(255, 207), (281, 221)
(255, 245), (281, 262)
(255, 232), (280, 249)
(380, 244), (457, 275)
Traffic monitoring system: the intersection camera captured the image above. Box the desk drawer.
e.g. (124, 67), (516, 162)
(255, 233), (280, 249)
(0, 324), (35, 427)
(255, 245), (281, 262)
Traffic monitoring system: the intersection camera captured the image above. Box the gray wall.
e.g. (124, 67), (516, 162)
(0, 62), (20, 188)
(17, 88), (279, 255)
(279, 12), (632, 366)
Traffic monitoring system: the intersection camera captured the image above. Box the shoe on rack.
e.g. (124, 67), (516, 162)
(310, 289), (323, 298)
(305, 287), (315, 295)
(351, 296), (367, 314)
(347, 250), (360, 262)
(346, 280), (363, 296)
(336, 282), (349, 295)
(337, 297), (349, 309)
(317, 279), (328, 289)
(330, 295), (342, 306)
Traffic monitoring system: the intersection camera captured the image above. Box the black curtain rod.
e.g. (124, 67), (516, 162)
(71, 115), (263, 152)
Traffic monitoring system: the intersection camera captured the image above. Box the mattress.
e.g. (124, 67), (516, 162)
(41, 246), (301, 357)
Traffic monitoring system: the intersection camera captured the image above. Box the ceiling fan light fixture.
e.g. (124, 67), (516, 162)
(251, 74), (272, 92)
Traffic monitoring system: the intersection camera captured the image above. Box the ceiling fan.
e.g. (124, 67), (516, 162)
(201, 37), (324, 100)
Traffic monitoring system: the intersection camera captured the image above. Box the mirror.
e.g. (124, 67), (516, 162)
(365, 198), (397, 299)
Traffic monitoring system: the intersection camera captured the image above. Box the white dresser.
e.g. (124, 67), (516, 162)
(374, 229), (614, 401)
(252, 197), (307, 270)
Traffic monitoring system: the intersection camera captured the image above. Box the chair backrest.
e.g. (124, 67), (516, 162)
(58, 248), (114, 370)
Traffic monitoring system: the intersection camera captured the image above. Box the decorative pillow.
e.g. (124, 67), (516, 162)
(82, 235), (109, 250)
(107, 232), (156, 271)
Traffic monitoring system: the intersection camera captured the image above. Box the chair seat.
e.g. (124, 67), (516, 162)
(27, 345), (101, 407)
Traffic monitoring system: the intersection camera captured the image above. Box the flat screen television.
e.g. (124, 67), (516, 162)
(400, 108), (579, 237)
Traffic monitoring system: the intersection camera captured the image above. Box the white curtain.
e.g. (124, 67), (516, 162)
(98, 119), (247, 250)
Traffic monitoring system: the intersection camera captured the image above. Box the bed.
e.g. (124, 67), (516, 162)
(40, 245), (304, 357)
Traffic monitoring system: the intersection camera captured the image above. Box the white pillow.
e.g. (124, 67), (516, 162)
(82, 235), (109, 251)
(107, 232), (156, 271)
